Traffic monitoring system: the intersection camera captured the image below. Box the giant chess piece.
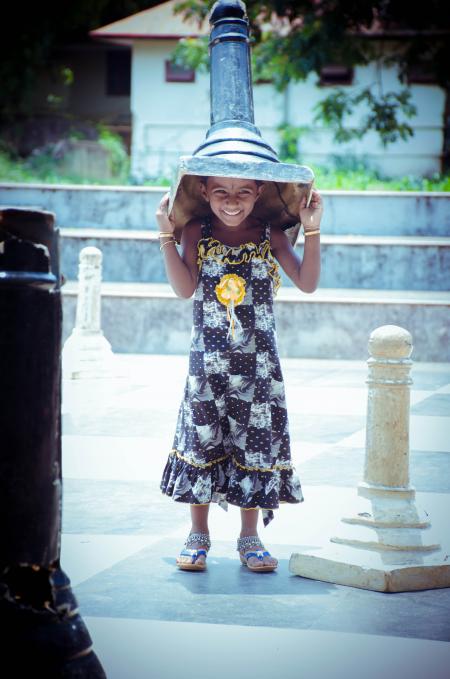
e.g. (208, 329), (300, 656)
(169, 0), (314, 245)
(289, 325), (450, 592)
(0, 208), (106, 675)
(63, 246), (114, 379)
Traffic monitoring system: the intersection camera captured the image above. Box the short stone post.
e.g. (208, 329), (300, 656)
(289, 325), (450, 592)
(62, 246), (114, 379)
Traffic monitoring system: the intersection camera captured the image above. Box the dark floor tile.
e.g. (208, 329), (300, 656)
(73, 538), (450, 641)
(410, 450), (450, 491)
(296, 448), (450, 492)
(411, 394), (450, 416)
(289, 415), (366, 444)
(409, 370), (450, 391)
(62, 479), (188, 534)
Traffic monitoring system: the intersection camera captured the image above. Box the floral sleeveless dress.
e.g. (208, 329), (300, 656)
(160, 217), (303, 526)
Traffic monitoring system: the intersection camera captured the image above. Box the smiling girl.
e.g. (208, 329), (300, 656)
(157, 175), (322, 572)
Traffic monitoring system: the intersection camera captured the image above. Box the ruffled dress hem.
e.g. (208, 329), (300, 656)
(160, 449), (304, 526)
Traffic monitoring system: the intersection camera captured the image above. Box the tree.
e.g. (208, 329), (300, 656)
(0, 1), (162, 121)
(172, 0), (450, 151)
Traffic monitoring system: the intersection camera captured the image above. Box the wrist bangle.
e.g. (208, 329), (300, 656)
(160, 239), (176, 251)
(159, 232), (174, 237)
(304, 229), (320, 237)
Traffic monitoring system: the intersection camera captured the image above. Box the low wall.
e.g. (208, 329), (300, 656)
(59, 230), (450, 291)
(61, 285), (450, 361)
(1, 182), (449, 236)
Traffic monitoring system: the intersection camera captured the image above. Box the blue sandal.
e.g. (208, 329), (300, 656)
(176, 532), (211, 571)
(237, 536), (277, 572)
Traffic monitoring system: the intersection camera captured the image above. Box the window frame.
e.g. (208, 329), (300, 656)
(165, 60), (196, 83)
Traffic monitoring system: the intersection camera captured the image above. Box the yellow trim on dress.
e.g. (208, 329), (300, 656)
(170, 449), (229, 469)
(232, 456), (293, 473)
(170, 448), (293, 474)
(197, 237), (281, 295)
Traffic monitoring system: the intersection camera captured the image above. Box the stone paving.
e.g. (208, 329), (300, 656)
(61, 353), (450, 679)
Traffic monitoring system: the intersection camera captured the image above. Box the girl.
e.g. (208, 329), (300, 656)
(157, 176), (323, 572)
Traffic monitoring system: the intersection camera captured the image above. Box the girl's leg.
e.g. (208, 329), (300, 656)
(178, 504), (210, 566)
(239, 508), (278, 568)
(191, 503), (210, 534)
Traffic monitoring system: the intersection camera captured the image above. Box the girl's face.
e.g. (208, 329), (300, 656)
(200, 176), (261, 228)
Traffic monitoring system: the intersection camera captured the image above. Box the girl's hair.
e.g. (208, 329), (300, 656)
(199, 176), (263, 187)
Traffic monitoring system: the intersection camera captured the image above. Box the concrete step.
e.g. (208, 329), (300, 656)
(62, 281), (450, 361)
(60, 228), (450, 291)
(1, 182), (449, 236)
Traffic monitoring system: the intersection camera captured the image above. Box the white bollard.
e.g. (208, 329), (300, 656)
(364, 325), (412, 489)
(289, 324), (450, 592)
(62, 246), (114, 379)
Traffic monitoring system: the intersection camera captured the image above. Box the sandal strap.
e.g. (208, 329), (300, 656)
(237, 535), (264, 553)
(185, 532), (211, 551)
(243, 550), (270, 561)
(179, 548), (207, 564)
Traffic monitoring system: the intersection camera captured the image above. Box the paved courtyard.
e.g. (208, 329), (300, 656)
(61, 353), (450, 679)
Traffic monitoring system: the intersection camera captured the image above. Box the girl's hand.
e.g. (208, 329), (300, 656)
(156, 192), (175, 234)
(299, 188), (323, 232)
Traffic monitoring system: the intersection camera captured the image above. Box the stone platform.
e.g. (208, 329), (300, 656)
(61, 353), (450, 678)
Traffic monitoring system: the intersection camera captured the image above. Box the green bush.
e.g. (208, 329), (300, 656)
(97, 125), (130, 181)
(0, 143), (449, 191)
(312, 166), (450, 191)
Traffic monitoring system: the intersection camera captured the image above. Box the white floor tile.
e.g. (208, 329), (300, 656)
(60, 534), (160, 587)
(62, 435), (167, 481)
(84, 616), (450, 679)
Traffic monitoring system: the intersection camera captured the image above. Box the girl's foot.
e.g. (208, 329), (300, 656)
(237, 535), (278, 572)
(176, 531), (211, 571)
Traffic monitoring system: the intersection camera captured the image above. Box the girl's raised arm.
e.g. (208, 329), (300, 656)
(270, 189), (323, 294)
(156, 193), (201, 299)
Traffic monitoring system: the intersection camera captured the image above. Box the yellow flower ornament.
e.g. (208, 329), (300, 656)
(215, 274), (246, 339)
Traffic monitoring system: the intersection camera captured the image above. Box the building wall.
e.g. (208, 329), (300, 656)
(286, 63), (445, 177)
(29, 44), (131, 124)
(131, 40), (210, 180)
(130, 40), (445, 180)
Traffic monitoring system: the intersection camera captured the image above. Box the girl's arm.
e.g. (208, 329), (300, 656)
(270, 189), (323, 293)
(156, 193), (200, 298)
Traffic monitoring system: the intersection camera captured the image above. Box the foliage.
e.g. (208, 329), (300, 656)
(97, 125), (130, 179)
(277, 124), (307, 163)
(312, 163), (450, 191)
(1, 145), (449, 191)
(173, 1), (449, 148)
(314, 87), (417, 147)
(0, 125), (131, 185)
(172, 37), (210, 72)
(0, 1), (162, 120)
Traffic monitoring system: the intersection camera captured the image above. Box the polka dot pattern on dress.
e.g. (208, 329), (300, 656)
(160, 218), (304, 526)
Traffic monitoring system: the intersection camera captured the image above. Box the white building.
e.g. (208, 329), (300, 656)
(91, 0), (446, 180)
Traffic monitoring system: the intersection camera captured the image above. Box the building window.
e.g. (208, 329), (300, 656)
(254, 77), (274, 85)
(165, 60), (195, 83)
(106, 49), (131, 96)
(319, 65), (353, 86)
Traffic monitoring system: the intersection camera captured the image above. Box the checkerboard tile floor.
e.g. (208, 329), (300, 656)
(61, 355), (450, 678)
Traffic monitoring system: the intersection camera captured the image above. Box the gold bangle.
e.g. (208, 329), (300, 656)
(160, 239), (176, 251)
(304, 229), (321, 237)
(159, 232), (174, 237)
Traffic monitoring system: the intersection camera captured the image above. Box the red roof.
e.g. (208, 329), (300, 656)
(90, 0), (209, 44)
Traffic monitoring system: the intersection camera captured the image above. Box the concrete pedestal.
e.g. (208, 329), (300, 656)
(63, 246), (114, 379)
(289, 325), (450, 592)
